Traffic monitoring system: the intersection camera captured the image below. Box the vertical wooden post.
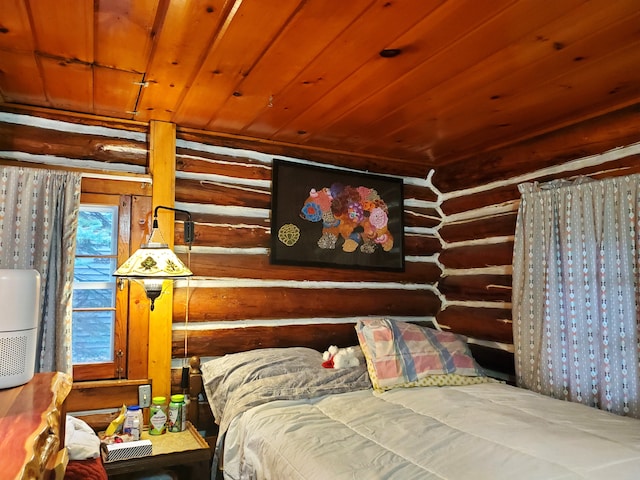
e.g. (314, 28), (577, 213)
(148, 120), (176, 399)
(126, 195), (152, 380)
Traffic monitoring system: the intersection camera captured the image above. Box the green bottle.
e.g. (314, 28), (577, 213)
(149, 396), (167, 435)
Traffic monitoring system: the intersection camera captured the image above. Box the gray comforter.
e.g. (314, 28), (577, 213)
(201, 346), (371, 437)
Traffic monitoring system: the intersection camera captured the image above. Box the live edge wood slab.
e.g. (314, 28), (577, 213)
(0, 372), (72, 480)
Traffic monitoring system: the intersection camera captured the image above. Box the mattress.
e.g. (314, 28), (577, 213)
(221, 383), (640, 480)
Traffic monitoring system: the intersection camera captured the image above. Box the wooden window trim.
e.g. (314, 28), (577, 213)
(73, 193), (131, 381)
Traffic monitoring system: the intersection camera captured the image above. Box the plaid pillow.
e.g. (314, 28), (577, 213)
(356, 318), (488, 392)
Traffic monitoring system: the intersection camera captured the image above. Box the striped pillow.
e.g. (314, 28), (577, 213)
(355, 318), (489, 392)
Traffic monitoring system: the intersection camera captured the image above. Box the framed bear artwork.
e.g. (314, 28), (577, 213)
(270, 159), (404, 271)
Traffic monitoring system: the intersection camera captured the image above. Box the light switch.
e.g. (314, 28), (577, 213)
(138, 384), (151, 408)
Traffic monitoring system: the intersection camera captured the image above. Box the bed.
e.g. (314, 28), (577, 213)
(190, 318), (640, 480)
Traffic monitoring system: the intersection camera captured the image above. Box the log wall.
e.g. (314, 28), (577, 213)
(4, 103), (638, 391)
(170, 129), (442, 367)
(0, 108), (443, 392)
(433, 103), (640, 375)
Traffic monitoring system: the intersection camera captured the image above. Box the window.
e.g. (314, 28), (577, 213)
(72, 193), (131, 380)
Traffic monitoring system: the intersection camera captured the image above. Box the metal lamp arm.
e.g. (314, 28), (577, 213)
(153, 205), (195, 246)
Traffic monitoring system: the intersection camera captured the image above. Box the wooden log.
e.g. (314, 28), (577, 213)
(177, 150), (272, 180)
(442, 184), (519, 216)
(180, 220), (441, 251)
(177, 253), (441, 283)
(173, 323), (361, 358)
(175, 183), (436, 227)
(441, 153), (640, 215)
(404, 206), (441, 229)
(176, 219), (436, 254)
(185, 211), (270, 227)
(437, 305), (513, 344)
(440, 212), (517, 244)
(175, 178), (270, 208)
(0, 120), (147, 166)
(404, 183), (438, 203)
(176, 222), (270, 248)
(439, 241), (514, 269)
(173, 287), (441, 322)
(178, 223), (438, 256)
(434, 104), (640, 192)
(0, 104), (148, 132)
(585, 154), (640, 180)
(404, 234), (442, 257)
(177, 128), (425, 178)
(439, 274), (512, 302)
(178, 146), (438, 205)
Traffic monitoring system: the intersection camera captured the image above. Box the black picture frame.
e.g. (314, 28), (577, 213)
(270, 159), (404, 271)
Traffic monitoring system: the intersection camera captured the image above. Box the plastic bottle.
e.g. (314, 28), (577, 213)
(131, 415), (141, 441)
(149, 396), (167, 435)
(123, 405), (143, 438)
(181, 393), (189, 431)
(181, 394), (188, 431)
(168, 394), (185, 432)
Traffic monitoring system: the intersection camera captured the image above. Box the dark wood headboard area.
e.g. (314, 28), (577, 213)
(184, 320), (515, 433)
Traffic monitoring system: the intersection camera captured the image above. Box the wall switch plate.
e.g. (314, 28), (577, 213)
(138, 384), (151, 408)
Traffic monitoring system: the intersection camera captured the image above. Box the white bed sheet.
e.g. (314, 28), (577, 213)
(222, 383), (640, 480)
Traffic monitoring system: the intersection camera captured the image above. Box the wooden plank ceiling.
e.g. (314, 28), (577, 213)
(0, 0), (639, 176)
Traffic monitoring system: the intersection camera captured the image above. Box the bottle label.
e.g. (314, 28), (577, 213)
(168, 403), (182, 432)
(131, 417), (140, 441)
(150, 406), (167, 434)
(181, 403), (188, 431)
(123, 410), (137, 434)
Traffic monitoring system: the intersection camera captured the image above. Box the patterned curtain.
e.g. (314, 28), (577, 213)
(0, 166), (81, 374)
(512, 175), (640, 418)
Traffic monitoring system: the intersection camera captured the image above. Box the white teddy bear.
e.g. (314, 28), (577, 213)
(322, 345), (361, 368)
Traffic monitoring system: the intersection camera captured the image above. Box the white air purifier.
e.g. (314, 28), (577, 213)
(0, 269), (41, 389)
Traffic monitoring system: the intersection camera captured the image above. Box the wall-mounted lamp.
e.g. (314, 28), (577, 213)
(114, 206), (194, 311)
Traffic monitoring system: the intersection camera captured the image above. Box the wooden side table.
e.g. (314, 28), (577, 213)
(103, 421), (211, 479)
(0, 371), (72, 480)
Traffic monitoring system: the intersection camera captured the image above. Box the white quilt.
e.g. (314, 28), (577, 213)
(222, 383), (640, 480)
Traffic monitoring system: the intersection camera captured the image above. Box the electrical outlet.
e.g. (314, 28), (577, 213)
(138, 384), (151, 408)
